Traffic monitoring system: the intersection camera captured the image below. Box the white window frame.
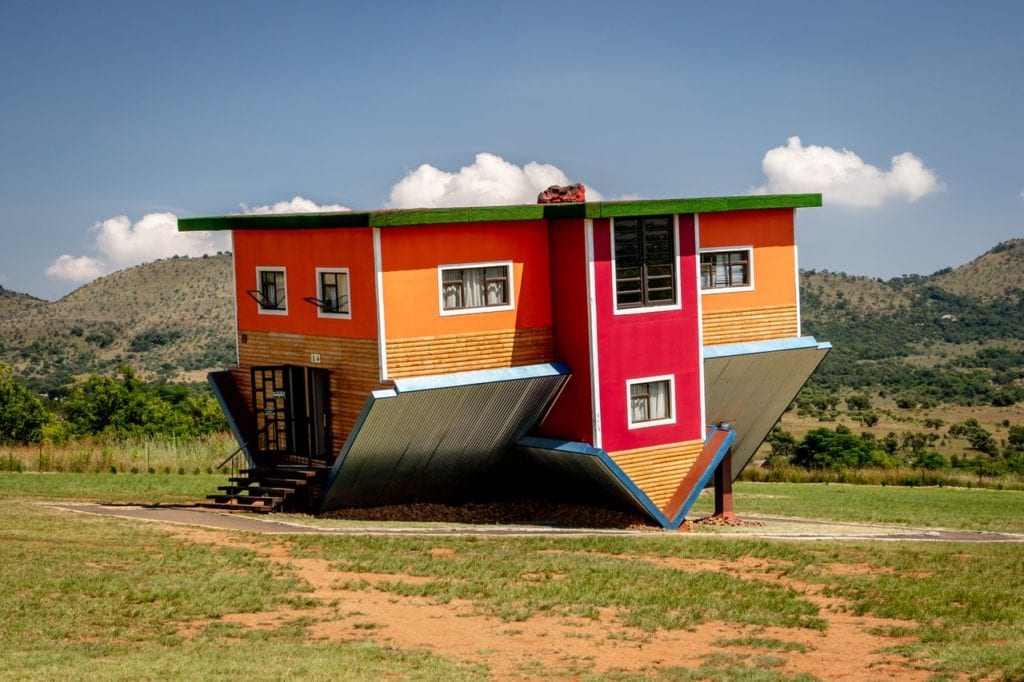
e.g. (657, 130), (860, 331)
(626, 374), (676, 429)
(437, 260), (515, 316)
(315, 267), (352, 320)
(255, 266), (288, 315)
(611, 214), (683, 316)
(699, 246), (755, 294)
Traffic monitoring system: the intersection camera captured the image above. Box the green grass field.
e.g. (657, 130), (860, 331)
(692, 481), (1024, 534)
(3, 472), (1024, 679)
(0, 497), (478, 681)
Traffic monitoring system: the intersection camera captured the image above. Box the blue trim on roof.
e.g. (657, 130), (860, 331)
(668, 428), (736, 528)
(393, 362), (571, 393)
(517, 427), (737, 530)
(703, 335), (831, 359)
(314, 393), (378, 510)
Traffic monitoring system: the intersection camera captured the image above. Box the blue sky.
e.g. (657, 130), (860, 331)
(1, 0), (1021, 300)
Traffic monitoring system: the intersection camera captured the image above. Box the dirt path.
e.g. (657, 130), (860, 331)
(49, 502), (1012, 678)
(50, 502), (1024, 543)
(167, 525), (928, 680)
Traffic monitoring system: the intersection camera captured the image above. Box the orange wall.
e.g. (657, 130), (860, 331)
(380, 221), (552, 339)
(233, 228), (377, 339)
(698, 208), (796, 312)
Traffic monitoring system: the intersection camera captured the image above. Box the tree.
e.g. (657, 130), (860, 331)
(791, 427), (874, 470)
(1008, 424), (1024, 451)
(60, 365), (226, 439)
(948, 419), (999, 456)
(765, 427), (797, 466)
(911, 450), (949, 470)
(845, 393), (872, 411)
(881, 432), (900, 456)
(0, 363), (49, 444)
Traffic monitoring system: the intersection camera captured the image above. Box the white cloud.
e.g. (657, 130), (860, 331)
(45, 212), (229, 284)
(387, 152), (602, 208)
(239, 195), (351, 214)
(751, 136), (944, 208)
(46, 196), (350, 285)
(45, 255), (106, 281)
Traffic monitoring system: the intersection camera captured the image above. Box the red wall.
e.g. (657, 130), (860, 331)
(537, 219), (593, 444)
(591, 216), (703, 452)
(233, 228), (377, 339)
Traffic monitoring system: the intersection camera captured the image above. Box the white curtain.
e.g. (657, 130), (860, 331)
(648, 381), (668, 419)
(463, 268), (485, 308)
(631, 381), (669, 422)
(485, 267), (505, 305)
(630, 384), (649, 422)
(714, 257), (730, 287)
(443, 268), (493, 309)
(442, 270), (463, 309)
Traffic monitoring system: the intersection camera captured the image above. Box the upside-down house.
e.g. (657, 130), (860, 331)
(178, 191), (830, 527)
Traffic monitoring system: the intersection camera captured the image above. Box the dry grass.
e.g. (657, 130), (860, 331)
(931, 238), (1024, 300)
(0, 254), (234, 384)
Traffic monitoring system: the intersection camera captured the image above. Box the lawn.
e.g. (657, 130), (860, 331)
(3, 473), (1024, 679)
(691, 481), (1024, 534)
(0, 471), (220, 504)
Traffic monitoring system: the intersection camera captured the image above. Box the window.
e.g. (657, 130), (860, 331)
(438, 262), (514, 314)
(613, 215), (676, 310)
(700, 248), (753, 292)
(627, 376), (675, 428)
(314, 268), (351, 318)
(253, 267), (287, 314)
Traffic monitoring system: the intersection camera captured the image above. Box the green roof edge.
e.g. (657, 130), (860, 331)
(177, 193), (821, 232)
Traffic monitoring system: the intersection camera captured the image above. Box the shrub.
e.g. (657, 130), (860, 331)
(0, 363), (50, 445)
(791, 427), (874, 470)
(911, 450), (950, 470)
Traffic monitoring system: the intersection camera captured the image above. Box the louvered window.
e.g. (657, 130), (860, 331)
(614, 216), (676, 309)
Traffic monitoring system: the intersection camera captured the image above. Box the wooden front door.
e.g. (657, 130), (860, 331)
(251, 365), (332, 463)
(252, 366), (291, 455)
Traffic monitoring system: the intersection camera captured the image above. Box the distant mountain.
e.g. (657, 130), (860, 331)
(800, 238), (1024, 406)
(802, 238), (1024, 319)
(930, 238), (1024, 300)
(0, 254), (234, 394)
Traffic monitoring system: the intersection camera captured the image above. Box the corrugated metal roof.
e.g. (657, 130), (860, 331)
(317, 364), (570, 511)
(703, 337), (830, 479)
(512, 428), (735, 529)
(508, 438), (657, 518)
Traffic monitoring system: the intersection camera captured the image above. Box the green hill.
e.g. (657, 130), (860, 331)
(800, 238), (1024, 408)
(930, 238), (1024, 300)
(0, 254), (234, 394)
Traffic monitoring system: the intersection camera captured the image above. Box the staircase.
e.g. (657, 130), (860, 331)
(202, 465), (328, 514)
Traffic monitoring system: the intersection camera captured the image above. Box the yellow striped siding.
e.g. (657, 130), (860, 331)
(386, 326), (553, 378)
(702, 304), (798, 346)
(237, 330), (383, 445)
(608, 440), (705, 508)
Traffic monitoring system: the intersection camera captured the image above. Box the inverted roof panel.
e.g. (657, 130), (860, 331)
(703, 337), (831, 479)
(317, 364), (571, 511)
